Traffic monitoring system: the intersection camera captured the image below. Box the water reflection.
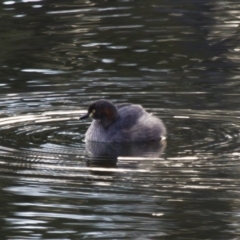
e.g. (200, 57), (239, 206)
(86, 140), (166, 159)
(85, 140), (166, 173)
(1, 0), (240, 239)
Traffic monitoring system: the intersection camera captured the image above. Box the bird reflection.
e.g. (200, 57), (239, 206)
(85, 140), (166, 169)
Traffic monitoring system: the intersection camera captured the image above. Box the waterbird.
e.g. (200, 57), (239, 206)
(80, 99), (166, 142)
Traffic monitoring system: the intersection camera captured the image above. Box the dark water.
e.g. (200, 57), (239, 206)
(1, 0), (240, 239)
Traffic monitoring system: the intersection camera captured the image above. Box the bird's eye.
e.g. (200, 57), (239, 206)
(89, 109), (96, 117)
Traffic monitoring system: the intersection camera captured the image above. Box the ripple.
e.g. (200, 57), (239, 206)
(0, 105), (238, 196)
(164, 109), (240, 156)
(21, 68), (67, 74)
(0, 108), (239, 164)
(0, 110), (84, 155)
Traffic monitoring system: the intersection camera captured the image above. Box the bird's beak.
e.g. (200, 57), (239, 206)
(79, 113), (89, 120)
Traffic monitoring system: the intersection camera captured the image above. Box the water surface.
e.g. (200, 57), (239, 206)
(1, 0), (240, 239)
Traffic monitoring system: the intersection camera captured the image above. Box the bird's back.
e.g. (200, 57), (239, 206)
(108, 103), (166, 142)
(116, 103), (147, 129)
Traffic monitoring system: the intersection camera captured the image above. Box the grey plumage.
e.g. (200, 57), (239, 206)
(81, 100), (166, 142)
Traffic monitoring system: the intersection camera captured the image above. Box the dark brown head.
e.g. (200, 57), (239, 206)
(79, 99), (119, 128)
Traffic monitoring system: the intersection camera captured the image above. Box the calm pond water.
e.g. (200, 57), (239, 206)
(1, 0), (240, 239)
